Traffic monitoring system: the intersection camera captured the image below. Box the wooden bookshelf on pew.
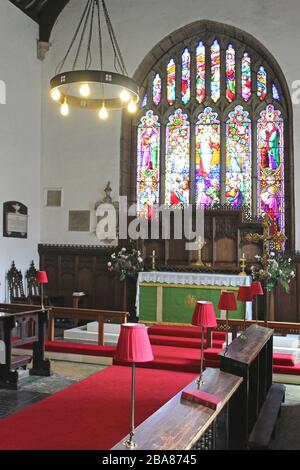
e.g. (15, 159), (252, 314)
(112, 368), (243, 450)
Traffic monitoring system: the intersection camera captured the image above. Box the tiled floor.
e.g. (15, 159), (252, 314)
(0, 360), (106, 419)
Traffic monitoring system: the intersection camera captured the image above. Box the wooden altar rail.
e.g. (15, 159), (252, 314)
(48, 307), (128, 345)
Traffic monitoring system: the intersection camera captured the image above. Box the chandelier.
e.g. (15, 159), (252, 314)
(50, 0), (139, 119)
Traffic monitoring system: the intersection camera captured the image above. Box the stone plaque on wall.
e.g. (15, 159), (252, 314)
(68, 210), (90, 232)
(46, 189), (62, 207)
(3, 201), (28, 238)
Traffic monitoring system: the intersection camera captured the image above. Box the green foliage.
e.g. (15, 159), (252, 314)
(107, 247), (144, 282)
(251, 252), (296, 293)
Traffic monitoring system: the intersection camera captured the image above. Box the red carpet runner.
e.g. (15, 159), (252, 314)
(0, 366), (196, 450)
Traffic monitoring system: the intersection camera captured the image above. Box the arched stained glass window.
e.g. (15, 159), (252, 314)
(195, 107), (220, 206)
(152, 74), (162, 106)
(167, 58), (176, 105)
(211, 40), (220, 102)
(128, 22), (292, 245)
(196, 41), (205, 103)
(241, 52), (251, 101)
(137, 111), (160, 217)
(226, 106), (252, 208)
(181, 48), (191, 104)
(165, 109), (190, 207)
(257, 105), (285, 236)
(257, 66), (267, 101)
(226, 44), (236, 102)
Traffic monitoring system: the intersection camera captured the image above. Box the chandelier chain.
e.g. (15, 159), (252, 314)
(101, 0), (127, 75)
(56, 0), (91, 75)
(72, 0), (93, 71)
(85, 0), (95, 70)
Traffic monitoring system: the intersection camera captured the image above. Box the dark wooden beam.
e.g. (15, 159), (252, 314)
(38, 0), (70, 42)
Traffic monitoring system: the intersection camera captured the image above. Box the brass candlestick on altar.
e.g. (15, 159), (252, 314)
(239, 253), (247, 276)
(194, 236), (206, 267)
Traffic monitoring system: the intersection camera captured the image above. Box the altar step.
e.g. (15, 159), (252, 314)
(148, 334), (225, 349)
(147, 324), (226, 341)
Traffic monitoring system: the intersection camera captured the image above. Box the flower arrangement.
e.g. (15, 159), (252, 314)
(251, 252), (296, 292)
(107, 247), (144, 282)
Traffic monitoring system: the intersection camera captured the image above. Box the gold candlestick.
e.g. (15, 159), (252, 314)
(239, 253), (247, 276)
(194, 236), (206, 267)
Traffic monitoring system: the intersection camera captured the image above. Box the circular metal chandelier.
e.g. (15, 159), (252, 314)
(50, 0), (139, 119)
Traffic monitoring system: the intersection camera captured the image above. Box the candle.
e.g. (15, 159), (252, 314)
(152, 250), (155, 257)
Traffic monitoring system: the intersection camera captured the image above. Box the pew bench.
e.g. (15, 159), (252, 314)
(248, 383), (286, 450)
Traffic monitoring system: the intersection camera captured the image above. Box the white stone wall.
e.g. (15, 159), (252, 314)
(0, 2), (41, 301)
(40, 0), (300, 248)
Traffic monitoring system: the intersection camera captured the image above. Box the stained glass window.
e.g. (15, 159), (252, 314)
(137, 111), (160, 217)
(141, 93), (147, 108)
(196, 41), (205, 103)
(257, 105), (285, 237)
(241, 52), (251, 101)
(226, 106), (252, 208)
(181, 48), (191, 104)
(195, 107), (220, 207)
(165, 109), (190, 207)
(272, 83), (280, 101)
(152, 74), (162, 106)
(257, 66), (267, 101)
(211, 40), (220, 102)
(226, 44), (236, 102)
(167, 58), (176, 105)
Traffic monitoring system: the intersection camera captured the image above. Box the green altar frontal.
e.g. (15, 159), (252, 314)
(139, 283), (246, 323)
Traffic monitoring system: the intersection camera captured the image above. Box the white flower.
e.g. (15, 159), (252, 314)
(137, 250), (141, 256)
(291, 271), (295, 277)
(122, 247), (126, 252)
(288, 258), (292, 263)
(107, 262), (112, 267)
(111, 253), (116, 259)
(270, 252), (275, 257)
(138, 257), (143, 263)
(255, 255), (260, 259)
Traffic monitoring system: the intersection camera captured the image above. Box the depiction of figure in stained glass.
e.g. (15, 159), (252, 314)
(165, 109), (190, 207)
(241, 52), (251, 101)
(226, 106), (251, 208)
(257, 66), (267, 101)
(153, 74), (162, 106)
(226, 44), (236, 102)
(141, 93), (147, 108)
(258, 105), (284, 234)
(196, 41), (205, 103)
(167, 58), (176, 105)
(272, 83), (280, 101)
(137, 111), (160, 216)
(195, 107), (220, 206)
(181, 48), (190, 104)
(211, 40), (220, 102)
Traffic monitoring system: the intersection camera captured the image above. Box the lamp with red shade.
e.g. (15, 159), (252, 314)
(251, 281), (264, 325)
(36, 271), (48, 309)
(115, 323), (153, 449)
(237, 286), (253, 339)
(191, 301), (217, 388)
(218, 291), (237, 354)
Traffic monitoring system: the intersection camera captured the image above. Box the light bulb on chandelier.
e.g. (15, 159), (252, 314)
(80, 83), (90, 97)
(99, 105), (108, 120)
(120, 88), (130, 103)
(60, 100), (69, 116)
(51, 88), (61, 101)
(128, 100), (137, 113)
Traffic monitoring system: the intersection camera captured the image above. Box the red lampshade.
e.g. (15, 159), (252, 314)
(218, 291), (237, 311)
(251, 281), (264, 296)
(36, 271), (48, 284)
(192, 301), (217, 328)
(237, 286), (253, 302)
(115, 323), (154, 363)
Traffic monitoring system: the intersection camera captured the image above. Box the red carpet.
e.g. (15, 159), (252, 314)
(0, 366), (196, 450)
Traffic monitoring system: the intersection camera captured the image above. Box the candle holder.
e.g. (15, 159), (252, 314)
(151, 250), (156, 271)
(239, 253), (247, 276)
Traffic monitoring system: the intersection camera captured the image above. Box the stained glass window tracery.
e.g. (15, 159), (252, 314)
(135, 32), (288, 241)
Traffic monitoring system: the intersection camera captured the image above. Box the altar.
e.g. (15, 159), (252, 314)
(137, 272), (252, 323)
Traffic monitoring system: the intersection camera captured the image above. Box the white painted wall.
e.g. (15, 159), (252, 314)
(41, 0), (300, 248)
(0, 2), (41, 301)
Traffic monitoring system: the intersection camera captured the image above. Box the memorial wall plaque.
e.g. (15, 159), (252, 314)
(3, 201), (28, 238)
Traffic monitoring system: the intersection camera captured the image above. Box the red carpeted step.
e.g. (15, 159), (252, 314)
(273, 364), (300, 375)
(114, 344), (222, 373)
(149, 334), (224, 349)
(147, 324), (225, 341)
(0, 365), (197, 450)
(272, 353), (295, 366)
